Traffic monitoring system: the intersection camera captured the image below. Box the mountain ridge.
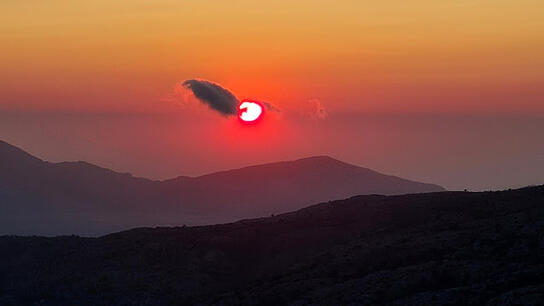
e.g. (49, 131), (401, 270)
(0, 139), (444, 236)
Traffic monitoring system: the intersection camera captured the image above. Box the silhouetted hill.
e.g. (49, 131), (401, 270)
(0, 140), (444, 235)
(167, 155), (444, 216)
(0, 140), (42, 166)
(1, 186), (543, 305)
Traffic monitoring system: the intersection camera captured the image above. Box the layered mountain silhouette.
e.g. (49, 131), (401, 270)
(0, 140), (444, 235)
(1, 186), (542, 305)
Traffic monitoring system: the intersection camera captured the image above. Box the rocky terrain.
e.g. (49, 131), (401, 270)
(1, 185), (543, 305)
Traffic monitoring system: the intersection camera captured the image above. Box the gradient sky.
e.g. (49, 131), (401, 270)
(2, 0), (543, 113)
(1, 1), (543, 191)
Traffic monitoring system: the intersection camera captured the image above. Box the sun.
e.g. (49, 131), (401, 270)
(238, 100), (263, 123)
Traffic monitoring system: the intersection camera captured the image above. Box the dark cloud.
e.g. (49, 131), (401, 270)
(182, 79), (239, 115)
(181, 79), (280, 116)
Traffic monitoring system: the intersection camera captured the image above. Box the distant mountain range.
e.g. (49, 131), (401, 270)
(0, 140), (444, 235)
(1, 185), (542, 305)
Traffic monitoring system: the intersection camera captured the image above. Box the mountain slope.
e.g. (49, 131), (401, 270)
(0, 140), (444, 235)
(165, 155), (444, 216)
(0, 186), (542, 305)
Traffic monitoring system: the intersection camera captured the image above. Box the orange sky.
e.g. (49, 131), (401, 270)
(1, 0), (543, 114)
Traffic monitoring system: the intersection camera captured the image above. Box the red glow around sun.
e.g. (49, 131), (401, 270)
(238, 100), (264, 123)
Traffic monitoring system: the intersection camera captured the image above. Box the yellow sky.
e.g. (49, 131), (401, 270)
(1, 0), (543, 113)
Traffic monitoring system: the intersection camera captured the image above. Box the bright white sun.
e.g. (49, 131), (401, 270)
(238, 101), (263, 122)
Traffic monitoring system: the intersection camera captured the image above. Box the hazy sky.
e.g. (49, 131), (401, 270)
(1, 1), (543, 191)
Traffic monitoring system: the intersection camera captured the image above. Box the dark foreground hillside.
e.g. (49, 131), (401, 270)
(1, 186), (544, 305)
